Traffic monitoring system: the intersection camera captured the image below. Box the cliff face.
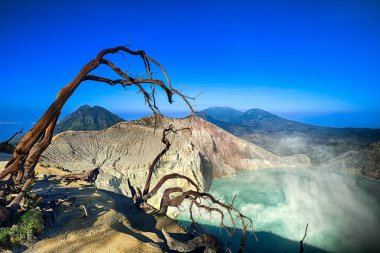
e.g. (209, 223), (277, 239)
(41, 116), (310, 201)
(135, 116), (310, 177)
(42, 123), (208, 198)
(323, 142), (380, 179)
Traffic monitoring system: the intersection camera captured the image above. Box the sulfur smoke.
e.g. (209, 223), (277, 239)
(180, 167), (380, 253)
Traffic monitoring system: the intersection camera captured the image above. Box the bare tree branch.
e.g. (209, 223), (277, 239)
(0, 46), (195, 225)
(128, 126), (254, 252)
(0, 128), (23, 153)
(299, 223), (309, 253)
(162, 228), (218, 253)
(1, 128), (23, 145)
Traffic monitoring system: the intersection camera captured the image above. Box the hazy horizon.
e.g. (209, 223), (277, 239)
(1, 0), (379, 138)
(1, 103), (379, 141)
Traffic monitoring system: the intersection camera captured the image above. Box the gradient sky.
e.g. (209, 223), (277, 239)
(0, 0), (380, 139)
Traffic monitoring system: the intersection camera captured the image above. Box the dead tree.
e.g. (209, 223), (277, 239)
(128, 125), (254, 252)
(0, 128), (23, 153)
(43, 168), (100, 185)
(0, 46), (252, 252)
(0, 46), (193, 225)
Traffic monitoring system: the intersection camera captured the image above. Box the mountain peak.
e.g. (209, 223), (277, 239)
(77, 104), (92, 110)
(242, 108), (280, 119)
(245, 108), (268, 113)
(55, 105), (124, 134)
(201, 106), (304, 131)
(233, 108), (296, 128)
(206, 106), (239, 110)
(244, 108), (274, 115)
(201, 107), (243, 122)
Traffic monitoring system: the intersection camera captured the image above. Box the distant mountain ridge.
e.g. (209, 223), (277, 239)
(201, 107), (363, 132)
(54, 105), (124, 134)
(200, 107), (380, 165)
(202, 107), (243, 122)
(232, 108), (307, 131)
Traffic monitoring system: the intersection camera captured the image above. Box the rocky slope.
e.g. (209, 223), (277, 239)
(41, 122), (205, 214)
(322, 142), (380, 179)
(137, 116), (310, 177)
(41, 116), (310, 208)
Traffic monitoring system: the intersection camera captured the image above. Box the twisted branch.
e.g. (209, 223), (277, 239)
(0, 45), (194, 221)
(0, 128), (23, 153)
(128, 126), (254, 252)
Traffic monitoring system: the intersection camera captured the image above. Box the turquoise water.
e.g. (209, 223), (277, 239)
(178, 168), (380, 253)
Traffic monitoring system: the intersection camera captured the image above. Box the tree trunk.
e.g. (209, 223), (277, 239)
(0, 46), (192, 222)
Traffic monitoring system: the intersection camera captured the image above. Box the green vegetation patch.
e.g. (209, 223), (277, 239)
(0, 209), (44, 247)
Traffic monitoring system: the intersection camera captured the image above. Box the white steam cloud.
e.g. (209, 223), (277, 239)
(179, 168), (380, 253)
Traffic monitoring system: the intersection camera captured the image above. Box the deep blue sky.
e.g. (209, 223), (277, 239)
(1, 0), (380, 139)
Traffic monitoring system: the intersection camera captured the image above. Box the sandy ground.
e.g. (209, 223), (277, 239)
(0, 162), (193, 253)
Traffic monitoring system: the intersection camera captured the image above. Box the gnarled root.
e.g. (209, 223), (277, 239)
(58, 168), (100, 184)
(162, 228), (218, 253)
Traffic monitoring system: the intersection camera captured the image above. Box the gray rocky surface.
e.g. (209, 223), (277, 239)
(41, 116), (311, 205)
